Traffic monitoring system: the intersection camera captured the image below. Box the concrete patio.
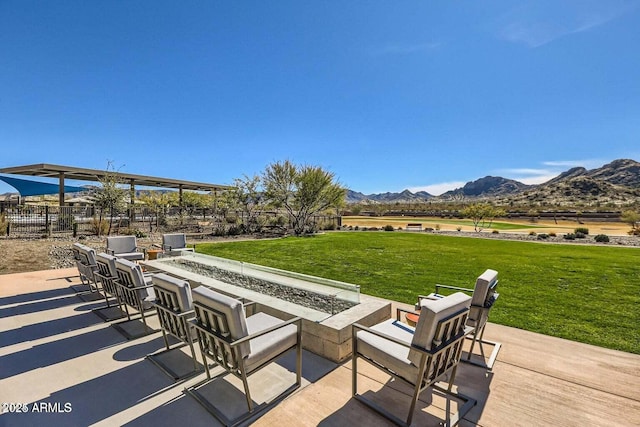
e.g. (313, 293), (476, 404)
(1, 268), (638, 426)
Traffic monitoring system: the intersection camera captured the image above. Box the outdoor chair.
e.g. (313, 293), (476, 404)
(185, 286), (302, 426)
(161, 233), (195, 256)
(113, 257), (158, 339)
(71, 243), (103, 300)
(106, 235), (145, 261)
(147, 273), (202, 380)
(92, 252), (127, 322)
(352, 292), (475, 427)
(418, 269), (501, 370)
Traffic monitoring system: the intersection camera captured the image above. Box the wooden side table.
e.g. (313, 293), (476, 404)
(405, 311), (420, 327)
(147, 249), (162, 260)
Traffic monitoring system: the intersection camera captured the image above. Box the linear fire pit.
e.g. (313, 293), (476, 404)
(143, 252), (390, 362)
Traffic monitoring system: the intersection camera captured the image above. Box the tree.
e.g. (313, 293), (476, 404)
(621, 210), (640, 235)
(461, 203), (506, 232)
(263, 160), (345, 235)
(231, 175), (264, 233)
(91, 162), (127, 235)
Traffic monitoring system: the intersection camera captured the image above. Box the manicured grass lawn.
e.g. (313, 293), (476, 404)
(196, 232), (640, 354)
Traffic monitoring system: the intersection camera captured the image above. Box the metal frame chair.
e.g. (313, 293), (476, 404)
(147, 273), (202, 380)
(353, 292), (475, 427)
(71, 243), (103, 300)
(418, 269), (501, 370)
(113, 257), (158, 339)
(92, 252), (127, 322)
(185, 286), (302, 427)
(161, 233), (195, 257)
(106, 235), (145, 261)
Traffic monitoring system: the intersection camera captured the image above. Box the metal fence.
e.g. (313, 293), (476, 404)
(0, 205), (341, 237)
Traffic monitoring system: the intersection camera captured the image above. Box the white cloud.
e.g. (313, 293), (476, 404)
(408, 181), (466, 196)
(498, 1), (639, 48)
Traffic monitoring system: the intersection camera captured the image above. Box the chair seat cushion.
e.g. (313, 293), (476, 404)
(356, 319), (419, 382)
(245, 312), (298, 374)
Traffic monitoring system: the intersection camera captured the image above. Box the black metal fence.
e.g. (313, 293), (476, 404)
(0, 205), (341, 237)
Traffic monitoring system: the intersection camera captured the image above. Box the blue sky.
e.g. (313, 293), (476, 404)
(1, 1), (639, 196)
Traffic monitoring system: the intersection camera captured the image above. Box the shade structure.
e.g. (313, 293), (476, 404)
(0, 175), (86, 197)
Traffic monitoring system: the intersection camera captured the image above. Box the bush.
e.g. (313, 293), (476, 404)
(549, 232), (557, 237)
(383, 224), (395, 231)
(354, 226), (359, 231)
(529, 231), (537, 236)
(435, 224), (441, 231)
(537, 233), (549, 240)
(594, 234), (610, 243)
(368, 226), (378, 231)
(122, 228), (146, 238)
(492, 230), (499, 234)
(90, 216), (109, 236)
(564, 233), (576, 240)
(575, 232), (586, 239)
(575, 227), (589, 235)
(456, 226), (462, 232)
(323, 222), (337, 230)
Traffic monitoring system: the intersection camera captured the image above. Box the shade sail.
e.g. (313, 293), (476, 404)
(0, 175), (86, 197)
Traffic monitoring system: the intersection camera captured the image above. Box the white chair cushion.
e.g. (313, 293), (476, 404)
(408, 292), (471, 366)
(192, 287), (250, 358)
(356, 319), (418, 381)
(244, 312), (298, 373)
(152, 273), (193, 312)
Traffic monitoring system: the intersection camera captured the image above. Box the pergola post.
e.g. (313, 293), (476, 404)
(179, 185), (184, 224)
(58, 172), (65, 206)
(130, 180), (135, 224)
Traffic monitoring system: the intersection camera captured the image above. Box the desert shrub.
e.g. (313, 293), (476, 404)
(492, 230), (499, 234)
(121, 228), (146, 238)
(575, 232), (586, 239)
(0, 213), (10, 236)
(564, 233), (576, 240)
(228, 224), (243, 235)
(323, 222), (337, 230)
(383, 224), (395, 231)
(90, 216), (109, 236)
(435, 224), (441, 231)
(529, 231), (537, 236)
(537, 233), (549, 240)
(549, 232), (557, 237)
(574, 227), (589, 235)
(628, 228), (640, 236)
(368, 226), (378, 231)
(56, 213), (75, 231)
(354, 226), (359, 231)
(594, 234), (610, 243)
(456, 226), (462, 232)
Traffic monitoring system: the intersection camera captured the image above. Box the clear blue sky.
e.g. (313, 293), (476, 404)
(1, 1), (639, 196)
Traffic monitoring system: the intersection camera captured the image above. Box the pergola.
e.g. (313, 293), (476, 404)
(0, 163), (231, 206)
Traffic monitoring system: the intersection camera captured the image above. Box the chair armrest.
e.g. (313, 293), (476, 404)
(396, 307), (420, 321)
(231, 317), (302, 347)
(151, 301), (195, 318)
(435, 284), (473, 294)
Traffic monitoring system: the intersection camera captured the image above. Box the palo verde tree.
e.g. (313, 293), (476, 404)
(621, 209), (640, 235)
(231, 175), (264, 233)
(263, 160), (345, 235)
(91, 162), (127, 235)
(461, 203), (506, 232)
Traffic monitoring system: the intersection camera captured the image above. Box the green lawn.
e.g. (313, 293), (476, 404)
(195, 232), (640, 354)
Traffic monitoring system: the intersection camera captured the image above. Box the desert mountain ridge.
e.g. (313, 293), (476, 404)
(347, 158), (640, 205)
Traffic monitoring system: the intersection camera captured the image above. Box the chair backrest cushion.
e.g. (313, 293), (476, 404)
(162, 233), (187, 250)
(96, 252), (118, 277)
(107, 236), (137, 254)
(115, 257), (145, 288)
(192, 286), (250, 358)
(152, 273), (193, 312)
(471, 269), (498, 307)
(408, 292), (471, 365)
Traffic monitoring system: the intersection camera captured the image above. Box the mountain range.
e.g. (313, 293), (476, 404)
(347, 159), (640, 206)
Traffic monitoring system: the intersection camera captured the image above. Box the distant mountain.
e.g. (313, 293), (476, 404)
(347, 158), (640, 206)
(345, 189), (433, 204)
(440, 176), (530, 198)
